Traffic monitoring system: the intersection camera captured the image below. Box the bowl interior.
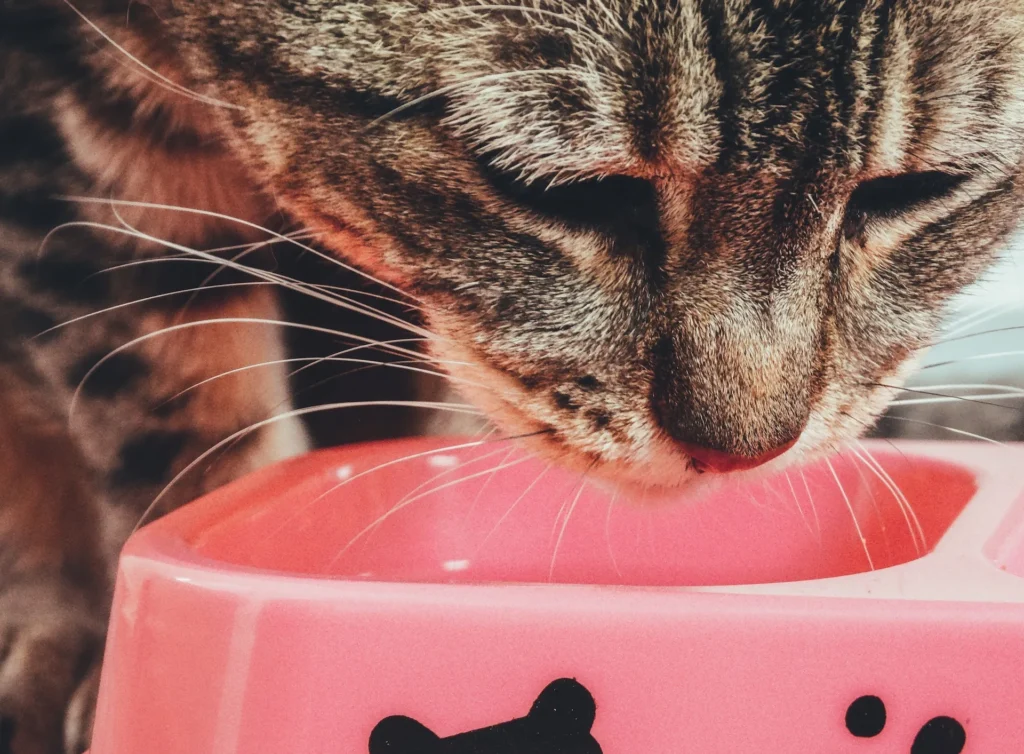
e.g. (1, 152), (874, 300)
(184, 440), (977, 587)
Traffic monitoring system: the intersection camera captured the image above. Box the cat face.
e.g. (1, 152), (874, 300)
(164, 0), (1024, 490)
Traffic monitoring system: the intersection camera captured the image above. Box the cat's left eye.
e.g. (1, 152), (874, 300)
(844, 171), (970, 237)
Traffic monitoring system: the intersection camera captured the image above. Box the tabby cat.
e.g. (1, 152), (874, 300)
(1, 1), (1022, 751)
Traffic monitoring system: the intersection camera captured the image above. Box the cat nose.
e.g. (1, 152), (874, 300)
(678, 439), (798, 474)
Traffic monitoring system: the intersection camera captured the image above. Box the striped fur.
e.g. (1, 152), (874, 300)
(1, 1), (1023, 751)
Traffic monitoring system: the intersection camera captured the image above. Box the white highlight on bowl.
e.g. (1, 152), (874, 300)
(428, 455), (459, 469)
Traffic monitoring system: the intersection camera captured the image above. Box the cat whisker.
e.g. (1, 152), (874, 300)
(869, 382), (1024, 414)
(942, 300), (1021, 338)
(314, 283), (423, 313)
(282, 332), (460, 381)
(844, 452), (891, 555)
(371, 443), (514, 541)
(463, 443), (519, 523)
(257, 430), (546, 547)
(137, 399), (486, 532)
(825, 456), (874, 571)
(604, 489), (623, 580)
(549, 467), (592, 582)
(33, 281), (272, 339)
(81, 248), (418, 321)
(158, 352), (478, 413)
(782, 470), (815, 539)
(930, 324), (1024, 347)
(159, 234), (322, 323)
(55, 195), (421, 304)
(284, 339), (432, 381)
(112, 202), (429, 336)
(904, 382), (1024, 394)
(474, 461), (553, 556)
(61, 0), (244, 111)
(797, 467), (822, 543)
(42, 218), (433, 340)
(326, 455), (536, 570)
(877, 415), (1007, 445)
(918, 350), (1024, 370)
(850, 441), (925, 554)
(68, 317), (434, 423)
(890, 392), (1024, 407)
(278, 350), (479, 420)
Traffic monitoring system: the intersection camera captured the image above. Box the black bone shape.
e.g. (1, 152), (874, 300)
(368, 678), (603, 754)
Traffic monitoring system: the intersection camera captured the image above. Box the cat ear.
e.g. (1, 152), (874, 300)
(368, 715), (441, 754)
(527, 678), (597, 738)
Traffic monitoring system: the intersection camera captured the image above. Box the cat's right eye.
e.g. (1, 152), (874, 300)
(476, 155), (659, 231)
(844, 171), (970, 238)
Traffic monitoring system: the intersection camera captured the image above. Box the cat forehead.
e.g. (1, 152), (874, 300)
(436, 1), (723, 181)
(252, 0), (1024, 180)
(421, 0), (1024, 181)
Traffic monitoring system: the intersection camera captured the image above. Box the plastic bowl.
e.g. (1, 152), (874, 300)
(90, 439), (1024, 753)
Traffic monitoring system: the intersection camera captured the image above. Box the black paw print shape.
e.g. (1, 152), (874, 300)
(846, 695), (967, 754)
(369, 678), (603, 753)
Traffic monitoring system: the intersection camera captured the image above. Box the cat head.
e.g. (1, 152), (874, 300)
(98, 1), (1024, 490)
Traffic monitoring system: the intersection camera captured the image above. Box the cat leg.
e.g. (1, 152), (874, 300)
(0, 363), (108, 754)
(0, 272), (309, 753)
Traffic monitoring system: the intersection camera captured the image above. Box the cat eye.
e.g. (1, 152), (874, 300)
(477, 155), (659, 230)
(844, 171), (970, 237)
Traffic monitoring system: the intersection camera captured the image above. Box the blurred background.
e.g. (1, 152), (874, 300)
(876, 233), (1024, 443)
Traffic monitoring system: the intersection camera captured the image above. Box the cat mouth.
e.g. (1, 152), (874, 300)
(474, 402), (804, 497)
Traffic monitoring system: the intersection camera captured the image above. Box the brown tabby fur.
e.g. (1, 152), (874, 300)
(1, 1), (1023, 751)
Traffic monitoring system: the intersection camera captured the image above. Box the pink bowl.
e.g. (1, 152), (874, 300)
(90, 439), (1024, 753)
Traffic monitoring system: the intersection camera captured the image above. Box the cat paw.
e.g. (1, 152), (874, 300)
(0, 582), (105, 754)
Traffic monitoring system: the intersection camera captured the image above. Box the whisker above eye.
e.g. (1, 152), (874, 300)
(364, 67), (586, 130)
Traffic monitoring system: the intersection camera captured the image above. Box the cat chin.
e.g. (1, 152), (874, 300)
(531, 441), (820, 507)
(444, 378), (819, 498)
(490, 413), (819, 503)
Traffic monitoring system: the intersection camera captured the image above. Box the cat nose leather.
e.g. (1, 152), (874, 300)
(679, 439), (798, 474)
